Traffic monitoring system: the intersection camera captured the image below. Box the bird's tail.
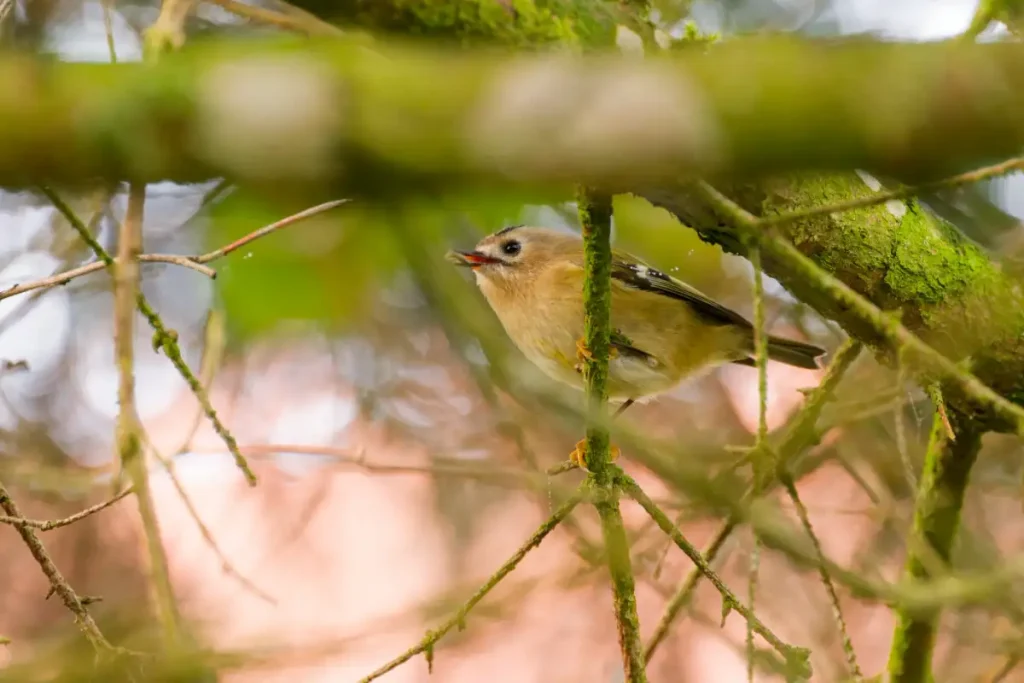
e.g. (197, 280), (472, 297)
(765, 335), (826, 370)
(734, 335), (826, 370)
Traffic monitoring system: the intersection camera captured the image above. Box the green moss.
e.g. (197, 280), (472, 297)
(883, 203), (986, 305)
(761, 173), (899, 292)
(334, 0), (615, 48)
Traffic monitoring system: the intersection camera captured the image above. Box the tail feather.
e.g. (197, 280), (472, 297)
(733, 335), (826, 370)
(765, 335), (826, 369)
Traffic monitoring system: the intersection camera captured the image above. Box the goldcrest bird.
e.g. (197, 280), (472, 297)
(446, 225), (825, 468)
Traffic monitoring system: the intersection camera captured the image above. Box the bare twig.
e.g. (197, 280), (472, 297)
(0, 479), (112, 650)
(115, 182), (183, 647)
(101, 0), (118, 63)
(140, 254), (217, 277)
(780, 476), (863, 679)
(0, 488), (132, 530)
(0, 256), (214, 303)
(191, 198), (350, 264)
(197, 442), (565, 488)
(358, 486), (585, 682)
(644, 521), (735, 660)
(748, 243), (767, 682)
(0, 197), (348, 306)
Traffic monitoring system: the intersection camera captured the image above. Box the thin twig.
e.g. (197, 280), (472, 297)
(644, 521), (735, 660)
(101, 0), (118, 63)
(140, 254), (217, 277)
(191, 199), (351, 264)
(780, 475), (863, 679)
(115, 182), (183, 647)
(41, 185), (259, 486)
(0, 487), (132, 530)
(747, 540), (760, 683)
(748, 243), (767, 683)
(0, 479), (113, 650)
(358, 486), (585, 683)
(197, 442), (567, 488)
(0, 256), (215, 303)
(620, 472), (810, 674)
(695, 181), (1024, 431)
(0, 197), (348, 305)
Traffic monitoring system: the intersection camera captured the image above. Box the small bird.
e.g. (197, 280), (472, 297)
(447, 225), (825, 469)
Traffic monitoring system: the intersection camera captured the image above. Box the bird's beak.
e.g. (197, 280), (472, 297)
(445, 249), (500, 268)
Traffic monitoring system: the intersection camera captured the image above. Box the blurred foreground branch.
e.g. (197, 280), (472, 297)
(4, 39), (1024, 189)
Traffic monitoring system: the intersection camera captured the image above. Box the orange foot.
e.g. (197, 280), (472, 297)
(569, 439), (621, 470)
(574, 338), (618, 374)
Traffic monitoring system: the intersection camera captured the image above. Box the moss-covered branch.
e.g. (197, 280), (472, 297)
(643, 173), (1024, 430)
(886, 411), (982, 683)
(311, 0), (616, 46)
(578, 188), (647, 682)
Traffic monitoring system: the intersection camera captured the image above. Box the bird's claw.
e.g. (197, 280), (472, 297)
(574, 338), (617, 374)
(569, 439), (621, 471)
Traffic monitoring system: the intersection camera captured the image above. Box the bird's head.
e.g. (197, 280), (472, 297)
(446, 225), (578, 293)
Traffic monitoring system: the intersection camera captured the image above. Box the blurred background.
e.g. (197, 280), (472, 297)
(0, 0), (1022, 681)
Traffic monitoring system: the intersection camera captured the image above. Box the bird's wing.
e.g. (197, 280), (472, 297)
(609, 327), (659, 365)
(610, 251), (752, 329)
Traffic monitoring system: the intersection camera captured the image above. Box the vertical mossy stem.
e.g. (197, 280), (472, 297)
(886, 409), (982, 683)
(577, 187), (648, 682)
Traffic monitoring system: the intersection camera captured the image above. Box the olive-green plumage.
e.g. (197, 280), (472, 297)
(447, 226), (824, 402)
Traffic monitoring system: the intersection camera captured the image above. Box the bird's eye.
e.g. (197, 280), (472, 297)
(501, 240), (522, 256)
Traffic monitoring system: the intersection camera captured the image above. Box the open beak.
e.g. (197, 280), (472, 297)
(445, 249), (500, 268)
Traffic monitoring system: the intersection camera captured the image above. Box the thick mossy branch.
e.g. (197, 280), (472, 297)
(647, 178), (1024, 430)
(886, 411), (982, 683)
(319, 0), (616, 47)
(578, 188), (647, 682)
